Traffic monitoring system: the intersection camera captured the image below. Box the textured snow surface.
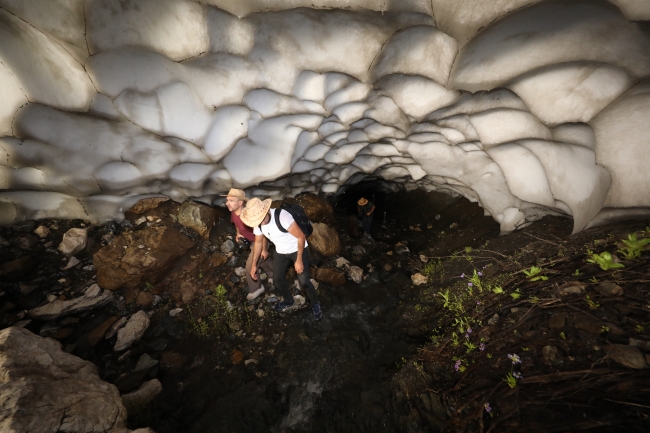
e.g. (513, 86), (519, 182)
(1, 0), (649, 233)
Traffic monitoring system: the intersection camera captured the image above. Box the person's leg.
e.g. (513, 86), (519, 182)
(245, 251), (262, 293)
(292, 249), (319, 306)
(272, 252), (293, 303)
(258, 254), (274, 281)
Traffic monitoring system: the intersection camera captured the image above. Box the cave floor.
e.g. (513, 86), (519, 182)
(1, 191), (649, 433)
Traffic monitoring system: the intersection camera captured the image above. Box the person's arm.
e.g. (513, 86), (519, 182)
(287, 222), (306, 274)
(261, 236), (269, 260)
(235, 226), (243, 242)
(249, 234), (264, 280)
(367, 204), (376, 216)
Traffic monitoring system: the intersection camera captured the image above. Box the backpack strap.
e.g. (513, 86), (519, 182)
(274, 206), (288, 233)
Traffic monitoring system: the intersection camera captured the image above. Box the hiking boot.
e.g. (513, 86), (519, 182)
(274, 300), (295, 311)
(246, 285), (265, 300)
(312, 303), (323, 321)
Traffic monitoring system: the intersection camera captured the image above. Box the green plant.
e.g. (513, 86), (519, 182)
(144, 282), (153, 292)
(635, 325), (644, 334)
(590, 276), (599, 283)
(492, 285), (504, 294)
(464, 340), (478, 353)
(601, 325), (610, 333)
(618, 233), (650, 260)
(439, 289), (451, 308)
(586, 250), (625, 271)
(529, 296), (539, 304)
(585, 295), (600, 310)
(523, 266), (548, 281)
(504, 372), (517, 389)
(573, 269), (581, 276)
(510, 288), (521, 300)
(559, 332), (566, 340)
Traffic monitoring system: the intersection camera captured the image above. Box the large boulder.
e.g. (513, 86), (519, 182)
(292, 193), (335, 225)
(0, 327), (128, 433)
(176, 200), (218, 239)
(93, 226), (195, 291)
(308, 223), (340, 257)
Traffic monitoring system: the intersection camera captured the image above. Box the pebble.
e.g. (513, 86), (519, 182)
(169, 308), (183, 317)
(235, 267), (247, 277)
(85, 284), (101, 298)
(348, 266), (364, 284)
(46, 294), (58, 303)
(62, 256), (81, 270)
(595, 281), (623, 296)
(548, 314), (566, 330)
(605, 344), (649, 370)
(33, 226), (50, 238)
(334, 257), (350, 268)
(411, 273), (428, 286)
(352, 246), (366, 255)
(221, 240), (235, 254)
(257, 309), (264, 317)
(488, 313), (499, 325)
(135, 217), (147, 225)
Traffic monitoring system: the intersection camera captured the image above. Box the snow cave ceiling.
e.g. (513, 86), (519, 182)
(1, 0), (650, 233)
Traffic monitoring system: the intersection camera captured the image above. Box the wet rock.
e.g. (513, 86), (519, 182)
(169, 308), (183, 317)
(121, 379), (163, 415)
(135, 353), (159, 372)
(308, 223), (340, 256)
(94, 226), (195, 291)
(335, 257), (350, 268)
(88, 316), (121, 347)
(221, 239), (235, 254)
(85, 283), (101, 298)
(58, 228), (88, 256)
(411, 273), (428, 286)
(34, 225), (50, 238)
(352, 245), (366, 256)
(231, 350), (244, 365)
(542, 345), (564, 367)
(106, 317), (127, 339)
(29, 289), (113, 321)
(605, 344), (649, 369)
(11, 234), (38, 250)
(0, 327), (127, 432)
(160, 352), (184, 372)
(127, 197), (170, 216)
(395, 242), (410, 254)
(348, 266), (364, 284)
(136, 291), (154, 308)
(46, 294), (59, 303)
(488, 314), (499, 325)
(548, 314), (566, 330)
(596, 281), (623, 296)
(177, 201), (217, 239)
(558, 281), (586, 295)
(574, 316), (625, 335)
(614, 303), (632, 315)
(62, 256), (81, 270)
(0, 255), (35, 280)
(629, 338), (650, 352)
(114, 311), (150, 351)
(314, 268), (346, 286)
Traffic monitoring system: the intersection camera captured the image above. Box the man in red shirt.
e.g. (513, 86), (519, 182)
(222, 188), (273, 300)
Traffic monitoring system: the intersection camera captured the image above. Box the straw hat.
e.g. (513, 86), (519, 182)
(220, 188), (248, 201)
(358, 197), (368, 206)
(240, 198), (272, 227)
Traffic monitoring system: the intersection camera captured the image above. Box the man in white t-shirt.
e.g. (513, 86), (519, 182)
(240, 198), (322, 320)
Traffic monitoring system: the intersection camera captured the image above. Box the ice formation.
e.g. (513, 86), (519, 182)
(1, 0), (649, 233)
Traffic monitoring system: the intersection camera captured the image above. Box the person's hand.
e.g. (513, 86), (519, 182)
(294, 259), (304, 274)
(236, 234), (244, 242)
(250, 264), (258, 281)
(366, 212), (371, 216)
(261, 250), (269, 261)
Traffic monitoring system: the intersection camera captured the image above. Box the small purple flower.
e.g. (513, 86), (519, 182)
(513, 372), (523, 379)
(468, 282), (473, 287)
(466, 328), (472, 334)
(478, 271), (483, 277)
(476, 301), (481, 305)
(484, 402), (492, 413)
(508, 353), (522, 364)
(454, 360), (462, 371)
(479, 343), (486, 351)
(460, 273), (465, 278)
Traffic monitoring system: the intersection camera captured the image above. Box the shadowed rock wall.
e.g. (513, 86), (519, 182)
(0, 0), (649, 233)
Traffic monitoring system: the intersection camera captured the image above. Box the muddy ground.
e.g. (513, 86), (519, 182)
(1, 183), (649, 433)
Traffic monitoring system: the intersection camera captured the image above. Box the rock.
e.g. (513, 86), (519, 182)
(19, 283), (36, 295)
(114, 311), (151, 351)
(293, 294), (306, 305)
(58, 228), (88, 256)
(169, 308), (183, 317)
(0, 327), (127, 432)
(0, 236), (9, 247)
(548, 314), (566, 330)
(33, 225), (50, 238)
(605, 344), (648, 369)
(335, 257), (350, 268)
(85, 283), (102, 298)
(348, 266), (364, 284)
(135, 353), (159, 372)
(127, 197), (170, 215)
(210, 254), (227, 267)
(629, 338), (650, 352)
(177, 200), (218, 239)
(411, 273), (428, 286)
(574, 316), (625, 335)
(352, 245), (366, 256)
(136, 291), (154, 308)
(11, 234), (38, 250)
(62, 256), (81, 270)
(160, 352), (184, 372)
(542, 345), (564, 367)
(307, 223), (340, 256)
(235, 267), (246, 277)
(488, 313), (499, 325)
(106, 317), (127, 339)
(595, 281), (623, 296)
(94, 226), (195, 291)
(121, 379), (163, 414)
(47, 294), (59, 302)
(292, 193), (335, 224)
(254, 335), (264, 343)
(0, 255), (35, 280)
(221, 239), (235, 253)
(134, 216), (147, 226)
(231, 350), (244, 365)
(558, 281), (586, 295)
(29, 290), (113, 321)
(395, 243), (410, 254)
(314, 268), (347, 286)
(88, 316), (121, 347)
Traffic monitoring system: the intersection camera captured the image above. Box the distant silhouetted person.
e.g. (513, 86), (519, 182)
(357, 197), (375, 238)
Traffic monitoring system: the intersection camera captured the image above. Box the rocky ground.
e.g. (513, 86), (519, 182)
(1, 185), (649, 433)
